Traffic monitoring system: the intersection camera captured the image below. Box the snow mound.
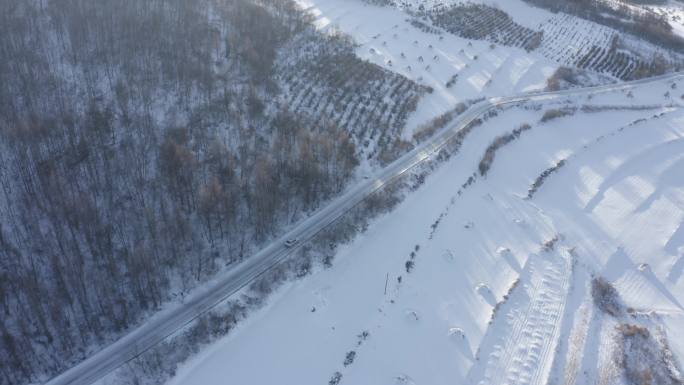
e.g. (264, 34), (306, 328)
(448, 327), (466, 340)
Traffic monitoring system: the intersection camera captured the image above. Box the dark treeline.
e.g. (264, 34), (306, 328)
(522, 0), (684, 51)
(0, 0), (421, 383)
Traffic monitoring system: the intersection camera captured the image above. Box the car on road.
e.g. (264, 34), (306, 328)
(284, 238), (298, 248)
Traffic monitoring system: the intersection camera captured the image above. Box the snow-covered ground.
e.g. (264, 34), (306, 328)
(603, 0), (684, 39)
(294, 0), (683, 138)
(648, 0), (684, 39)
(166, 78), (684, 385)
(296, 0), (560, 137)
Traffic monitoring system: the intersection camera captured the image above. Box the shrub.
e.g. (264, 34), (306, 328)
(528, 159), (566, 198)
(540, 108), (575, 123)
(412, 103), (468, 143)
(489, 278), (520, 324)
(525, 31), (543, 51)
(619, 323), (682, 385)
(329, 372), (343, 385)
(546, 67), (577, 91)
(361, 0), (393, 5)
(377, 138), (414, 166)
(542, 235), (560, 252)
(479, 124), (532, 176)
(591, 277), (623, 317)
(344, 351), (356, 366)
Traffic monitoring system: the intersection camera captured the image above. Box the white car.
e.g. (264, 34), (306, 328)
(284, 238), (298, 248)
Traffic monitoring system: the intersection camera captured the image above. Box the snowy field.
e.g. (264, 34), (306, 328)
(648, 1), (684, 39)
(294, 0), (683, 138)
(165, 78), (684, 385)
(295, 0), (559, 136)
(603, 0), (684, 39)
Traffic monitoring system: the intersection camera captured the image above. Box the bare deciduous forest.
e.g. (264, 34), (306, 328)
(0, 1), (424, 383)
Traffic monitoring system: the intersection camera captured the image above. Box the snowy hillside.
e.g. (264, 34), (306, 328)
(292, 0), (684, 139)
(296, 0), (560, 135)
(6, 0), (684, 384)
(601, 0), (684, 39)
(649, 1), (684, 38)
(0, 1), (429, 382)
(162, 77), (684, 385)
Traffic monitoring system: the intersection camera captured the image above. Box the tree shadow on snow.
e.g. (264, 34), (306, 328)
(667, 255), (684, 285)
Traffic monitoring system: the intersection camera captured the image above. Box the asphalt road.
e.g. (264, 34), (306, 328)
(45, 72), (683, 385)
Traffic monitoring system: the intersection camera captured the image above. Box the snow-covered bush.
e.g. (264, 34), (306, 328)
(619, 323), (684, 385)
(591, 277), (623, 317)
(344, 351), (357, 366)
(329, 372), (343, 385)
(540, 108), (576, 123)
(528, 159), (566, 198)
(479, 124), (532, 176)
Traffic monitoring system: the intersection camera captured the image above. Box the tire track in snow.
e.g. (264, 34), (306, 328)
(466, 247), (572, 385)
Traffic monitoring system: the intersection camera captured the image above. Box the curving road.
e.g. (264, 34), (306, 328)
(45, 72), (684, 385)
